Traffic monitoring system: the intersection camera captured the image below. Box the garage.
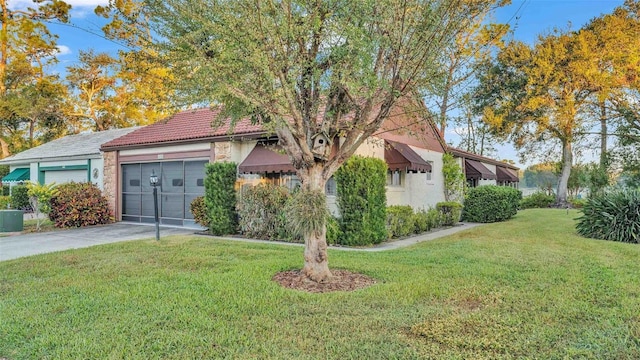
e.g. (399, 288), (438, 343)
(120, 160), (208, 227)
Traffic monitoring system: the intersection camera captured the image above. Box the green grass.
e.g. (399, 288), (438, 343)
(1, 209), (639, 359)
(22, 218), (55, 233)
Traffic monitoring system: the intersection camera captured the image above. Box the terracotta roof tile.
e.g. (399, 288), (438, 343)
(101, 108), (265, 150)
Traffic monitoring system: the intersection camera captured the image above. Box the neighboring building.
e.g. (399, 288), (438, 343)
(448, 147), (520, 188)
(100, 98), (449, 227)
(0, 128), (139, 192)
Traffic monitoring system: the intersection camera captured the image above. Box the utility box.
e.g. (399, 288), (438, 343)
(0, 210), (24, 232)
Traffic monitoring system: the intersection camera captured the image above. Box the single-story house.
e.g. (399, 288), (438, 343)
(448, 147), (520, 188)
(100, 97), (452, 227)
(0, 128), (139, 192)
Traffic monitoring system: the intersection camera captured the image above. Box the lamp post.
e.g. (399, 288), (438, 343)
(150, 170), (160, 241)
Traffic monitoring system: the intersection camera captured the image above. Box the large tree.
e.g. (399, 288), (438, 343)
(0, 0), (70, 156)
(475, 31), (598, 206)
(142, 0), (504, 282)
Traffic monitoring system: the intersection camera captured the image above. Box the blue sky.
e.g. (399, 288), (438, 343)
(31, 0), (627, 167)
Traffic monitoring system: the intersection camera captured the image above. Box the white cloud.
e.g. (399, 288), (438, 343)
(56, 45), (72, 56)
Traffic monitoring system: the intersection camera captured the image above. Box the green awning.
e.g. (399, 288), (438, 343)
(2, 168), (30, 183)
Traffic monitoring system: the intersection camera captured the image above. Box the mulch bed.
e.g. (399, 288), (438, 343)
(272, 269), (376, 293)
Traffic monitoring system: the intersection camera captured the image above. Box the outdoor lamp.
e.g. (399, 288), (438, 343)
(150, 170), (160, 241)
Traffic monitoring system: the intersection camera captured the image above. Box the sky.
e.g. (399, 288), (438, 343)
(26, 0), (629, 168)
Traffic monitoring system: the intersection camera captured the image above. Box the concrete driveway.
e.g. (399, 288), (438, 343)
(0, 223), (196, 262)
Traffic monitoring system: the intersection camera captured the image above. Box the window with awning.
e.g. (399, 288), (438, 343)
(1, 168), (30, 183)
(238, 144), (296, 174)
(496, 166), (519, 182)
(384, 141), (432, 172)
(464, 160), (496, 180)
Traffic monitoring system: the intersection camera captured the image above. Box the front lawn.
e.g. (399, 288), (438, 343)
(1, 209), (639, 359)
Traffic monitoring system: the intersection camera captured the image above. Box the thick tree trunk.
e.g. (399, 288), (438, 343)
(556, 140), (572, 206)
(298, 163), (332, 282)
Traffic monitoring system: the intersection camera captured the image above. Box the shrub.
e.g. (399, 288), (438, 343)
(463, 186), (521, 223)
(413, 209), (430, 233)
(0, 195), (10, 209)
(204, 162), (238, 236)
(576, 189), (640, 243)
(49, 182), (112, 228)
(2, 184), (9, 196)
(437, 201), (463, 226)
(387, 205), (414, 238)
(335, 156), (387, 246)
(190, 196), (209, 228)
(11, 185), (31, 211)
(519, 192), (555, 209)
(326, 215), (341, 245)
(237, 184), (291, 240)
(569, 197), (586, 209)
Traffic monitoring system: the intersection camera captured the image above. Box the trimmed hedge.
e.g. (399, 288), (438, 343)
(520, 192), (555, 209)
(190, 196), (209, 228)
(463, 185), (521, 223)
(0, 195), (10, 209)
(237, 183), (292, 240)
(204, 162), (238, 236)
(10, 185), (31, 211)
(335, 156), (387, 246)
(386, 205), (414, 238)
(576, 189), (640, 243)
(49, 182), (112, 228)
(437, 201), (463, 226)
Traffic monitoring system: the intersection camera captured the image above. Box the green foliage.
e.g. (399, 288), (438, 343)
(237, 184), (292, 240)
(569, 198), (586, 209)
(2, 185), (9, 196)
(437, 201), (464, 226)
(10, 185), (31, 211)
(0, 195), (10, 209)
(325, 215), (341, 245)
(462, 186), (520, 223)
(189, 196), (209, 228)
(413, 208), (443, 233)
(49, 183), (112, 228)
(519, 192), (556, 209)
(586, 163), (610, 195)
(335, 156), (388, 246)
(27, 182), (60, 231)
(285, 189), (327, 239)
(576, 189), (640, 243)
(386, 205), (414, 238)
(442, 153), (466, 202)
(0, 165), (9, 180)
(204, 162), (238, 236)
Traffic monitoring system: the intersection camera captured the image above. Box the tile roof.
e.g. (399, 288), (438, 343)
(0, 127), (140, 165)
(101, 107), (265, 150)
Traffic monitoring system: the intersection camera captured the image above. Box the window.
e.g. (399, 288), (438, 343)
(325, 176), (337, 196)
(426, 171), (432, 181)
(387, 170), (403, 187)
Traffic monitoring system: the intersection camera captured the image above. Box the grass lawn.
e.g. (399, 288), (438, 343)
(1, 209), (639, 359)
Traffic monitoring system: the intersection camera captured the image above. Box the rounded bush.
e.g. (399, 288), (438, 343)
(49, 182), (112, 228)
(10, 185), (31, 211)
(576, 189), (640, 243)
(190, 196), (209, 228)
(237, 183), (291, 240)
(437, 201), (463, 226)
(462, 186), (521, 223)
(387, 205), (414, 238)
(520, 192), (555, 209)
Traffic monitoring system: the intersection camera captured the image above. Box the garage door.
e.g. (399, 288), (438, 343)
(44, 170), (87, 184)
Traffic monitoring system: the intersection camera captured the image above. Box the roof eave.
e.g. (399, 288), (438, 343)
(100, 131), (271, 152)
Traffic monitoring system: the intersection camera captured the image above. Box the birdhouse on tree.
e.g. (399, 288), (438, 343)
(311, 133), (331, 160)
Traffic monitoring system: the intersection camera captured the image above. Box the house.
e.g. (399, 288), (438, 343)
(448, 147), (520, 188)
(0, 128), (139, 192)
(100, 97), (450, 227)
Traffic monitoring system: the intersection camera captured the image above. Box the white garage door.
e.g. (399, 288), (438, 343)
(44, 170), (87, 184)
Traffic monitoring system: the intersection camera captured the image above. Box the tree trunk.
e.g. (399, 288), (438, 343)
(297, 163), (331, 282)
(599, 102), (607, 168)
(556, 139), (572, 206)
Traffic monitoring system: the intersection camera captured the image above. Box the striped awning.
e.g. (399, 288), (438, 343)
(384, 141), (432, 172)
(496, 166), (519, 182)
(238, 144), (296, 174)
(1, 168), (30, 183)
(465, 160), (496, 180)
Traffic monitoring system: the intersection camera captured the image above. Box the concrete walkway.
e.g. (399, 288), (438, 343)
(1, 222), (482, 262)
(205, 222), (482, 252)
(0, 223), (194, 262)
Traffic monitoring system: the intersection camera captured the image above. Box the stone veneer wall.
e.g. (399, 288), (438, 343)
(102, 151), (118, 219)
(214, 142), (230, 162)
